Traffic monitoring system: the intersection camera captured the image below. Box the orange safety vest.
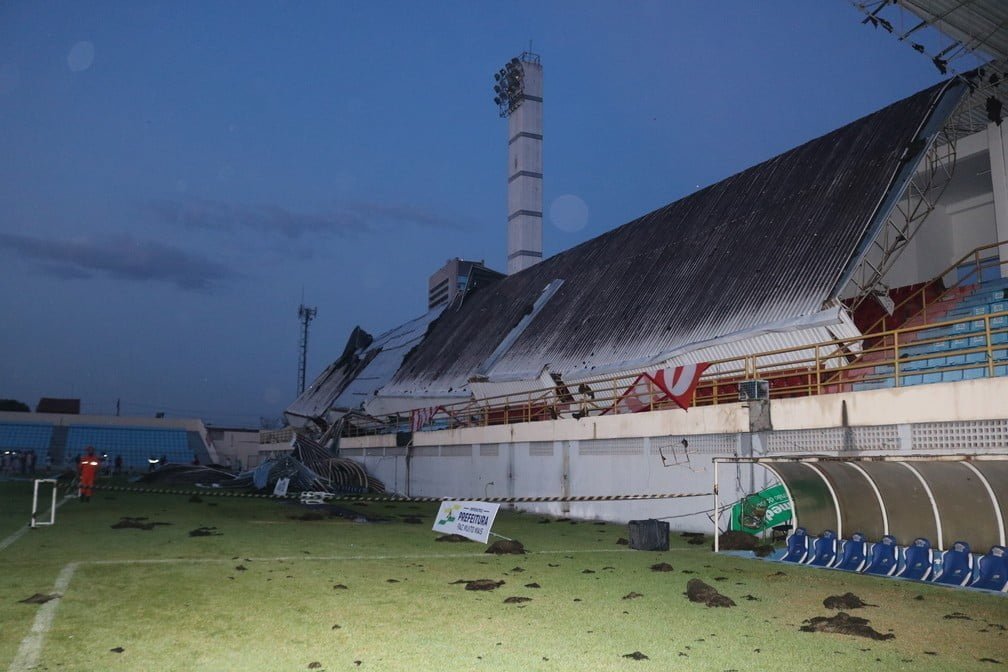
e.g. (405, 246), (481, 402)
(78, 455), (100, 485)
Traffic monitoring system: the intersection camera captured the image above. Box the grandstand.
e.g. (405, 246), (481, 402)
(280, 9), (1008, 573)
(0, 411), (216, 472)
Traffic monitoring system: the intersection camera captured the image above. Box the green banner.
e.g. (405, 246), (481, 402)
(730, 484), (792, 533)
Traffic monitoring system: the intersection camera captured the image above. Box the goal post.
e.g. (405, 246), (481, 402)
(31, 479), (59, 529)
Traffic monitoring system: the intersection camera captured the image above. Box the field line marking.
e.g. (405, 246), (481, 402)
(0, 496), (73, 553)
(8, 562), (79, 672)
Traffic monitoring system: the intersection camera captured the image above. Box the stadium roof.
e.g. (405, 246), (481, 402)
(897, 0), (1008, 62)
(369, 78), (968, 405)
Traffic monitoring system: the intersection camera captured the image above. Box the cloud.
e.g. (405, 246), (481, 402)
(0, 232), (233, 291)
(149, 196), (469, 239)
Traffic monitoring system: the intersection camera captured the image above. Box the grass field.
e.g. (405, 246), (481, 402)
(1, 478), (1006, 672)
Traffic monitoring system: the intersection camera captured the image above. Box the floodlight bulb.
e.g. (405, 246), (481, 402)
(510, 57), (520, 65)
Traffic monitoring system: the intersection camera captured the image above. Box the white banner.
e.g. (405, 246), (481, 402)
(432, 500), (501, 544)
(273, 477), (290, 497)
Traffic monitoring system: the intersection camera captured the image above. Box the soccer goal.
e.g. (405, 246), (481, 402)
(30, 478), (59, 529)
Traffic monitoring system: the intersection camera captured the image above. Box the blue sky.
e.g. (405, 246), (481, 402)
(0, 2), (954, 425)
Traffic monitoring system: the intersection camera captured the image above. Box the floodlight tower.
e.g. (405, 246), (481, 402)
(493, 52), (543, 275)
(297, 303), (317, 395)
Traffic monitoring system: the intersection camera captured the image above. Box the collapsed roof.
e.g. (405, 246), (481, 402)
(288, 77), (969, 425)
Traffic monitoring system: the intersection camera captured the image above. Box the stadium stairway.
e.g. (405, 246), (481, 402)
(850, 277), (1008, 392)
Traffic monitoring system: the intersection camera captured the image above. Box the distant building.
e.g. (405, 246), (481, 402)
(35, 398), (80, 414)
(427, 258), (504, 310)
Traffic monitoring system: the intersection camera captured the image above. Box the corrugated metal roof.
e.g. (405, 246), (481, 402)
(378, 79), (966, 399)
(284, 307), (443, 427)
(898, 0), (1008, 61)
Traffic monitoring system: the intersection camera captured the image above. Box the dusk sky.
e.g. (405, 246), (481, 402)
(0, 2), (963, 426)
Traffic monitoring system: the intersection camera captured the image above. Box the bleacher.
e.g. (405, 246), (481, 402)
(852, 276), (1008, 392)
(0, 417), (203, 472)
(64, 426), (192, 470)
(0, 423), (53, 451)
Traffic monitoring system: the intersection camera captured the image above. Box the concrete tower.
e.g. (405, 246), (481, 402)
(494, 53), (543, 275)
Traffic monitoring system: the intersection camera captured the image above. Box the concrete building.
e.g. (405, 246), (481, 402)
(427, 257), (504, 310)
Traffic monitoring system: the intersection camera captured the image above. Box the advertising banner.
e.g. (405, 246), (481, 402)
(432, 501), (501, 543)
(730, 484), (792, 533)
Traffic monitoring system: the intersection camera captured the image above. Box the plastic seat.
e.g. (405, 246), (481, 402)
(863, 535), (899, 576)
(781, 527), (809, 563)
(897, 537), (934, 581)
(834, 533), (868, 572)
(971, 546), (1008, 592)
(808, 529), (838, 567)
(933, 541), (974, 586)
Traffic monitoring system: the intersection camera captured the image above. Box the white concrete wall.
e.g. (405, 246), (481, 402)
(341, 377), (1008, 532)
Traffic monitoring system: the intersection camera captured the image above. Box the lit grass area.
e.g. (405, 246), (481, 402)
(1, 479), (1006, 671)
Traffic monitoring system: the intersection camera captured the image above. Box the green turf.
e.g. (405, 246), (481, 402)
(1, 479), (1006, 671)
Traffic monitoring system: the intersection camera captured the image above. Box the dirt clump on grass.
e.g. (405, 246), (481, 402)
(623, 651), (649, 660)
(188, 526), (221, 537)
(19, 593), (59, 604)
(650, 562), (674, 572)
(616, 537), (629, 545)
(111, 517), (172, 531)
(623, 592), (643, 600)
(110, 646), (125, 653)
(823, 593), (876, 610)
(685, 579), (736, 608)
(435, 534), (471, 543)
(486, 540), (525, 555)
(717, 530), (759, 551)
(289, 511), (326, 521)
(464, 579), (505, 591)
(800, 612), (894, 640)
(504, 596), (531, 604)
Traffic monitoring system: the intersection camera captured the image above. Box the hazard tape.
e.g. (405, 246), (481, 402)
(77, 483), (710, 504)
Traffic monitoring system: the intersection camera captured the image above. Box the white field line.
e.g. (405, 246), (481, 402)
(9, 546), (688, 669)
(0, 496), (73, 553)
(8, 562), (78, 672)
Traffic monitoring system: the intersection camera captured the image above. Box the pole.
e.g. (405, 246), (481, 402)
(713, 461), (720, 553)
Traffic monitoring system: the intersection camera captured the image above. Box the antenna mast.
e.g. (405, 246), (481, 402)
(297, 303), (318, 395)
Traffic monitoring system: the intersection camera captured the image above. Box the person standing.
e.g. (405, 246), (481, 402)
(114, 454), (123, 476)
(77, 446), (101, 503)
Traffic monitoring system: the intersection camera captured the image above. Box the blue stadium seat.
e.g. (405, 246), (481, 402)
(781, 527), (809, 563)
(808, 529), (838, 567)
(971, 546), (1008, 592)
(897, 537), (934, 581)
(834, 533), (868, 572)
(0, 423), (53, 451)
(933, 541), (974, 586)
(65, 425), (193, 471)
(863, 535), (899, 576)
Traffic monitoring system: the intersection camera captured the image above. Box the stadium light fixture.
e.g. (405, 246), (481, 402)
(492, 54), (525, 118)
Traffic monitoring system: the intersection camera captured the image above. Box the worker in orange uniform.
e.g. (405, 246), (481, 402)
(77, 446), (101, 502)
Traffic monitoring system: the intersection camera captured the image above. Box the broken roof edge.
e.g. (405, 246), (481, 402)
(827, 76), (970, 300)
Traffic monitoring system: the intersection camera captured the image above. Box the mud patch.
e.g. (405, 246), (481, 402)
(650, 563), (674, 572)
(110, 647), (124, 654)
(435, 534), (471, 543)
(717, 530), (758, 551)
(19, 593), (59, 604)
(504, 596), (531, 604)
(685, 579), (736, 608)
(800, 612), (894, 640)
(944, 612), (973, 620)
(823, 593), (876, 610)
(524, 582), (541, 588)
(464, 580), (505, 591)
(623, 592), (643, 600)
(623, 651), (649, 660)
(189, 526), (222, 537)
(486, 540), (525, 555)
(111, 517), (172, 531)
